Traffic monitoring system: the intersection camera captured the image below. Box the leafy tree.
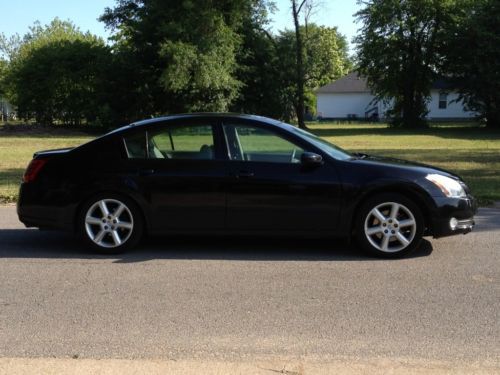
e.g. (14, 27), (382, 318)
(444, 0), (500, 128)
(0, 33), (22, 61)
(276, 25), (351, 121)
(3, 19), (112, 125)
(100, 0), (272, 115)
(355, 0), (457, 128)
(230, 17), (287, 119)
(0, 58), (7, 97)
(282, 1), (352, 127)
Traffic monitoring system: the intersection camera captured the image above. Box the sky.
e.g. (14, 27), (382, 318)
(0, 0), (361, 51)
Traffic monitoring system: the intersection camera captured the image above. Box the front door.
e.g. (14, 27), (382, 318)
(222, 121), (342, 234)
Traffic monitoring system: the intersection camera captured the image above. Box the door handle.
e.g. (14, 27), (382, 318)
(139, 169), (155, 176)
(235, 170), (254, 178)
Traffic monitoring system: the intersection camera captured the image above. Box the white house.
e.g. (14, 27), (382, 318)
(316, 72), (476, 120)
(0, 97), (15, 121)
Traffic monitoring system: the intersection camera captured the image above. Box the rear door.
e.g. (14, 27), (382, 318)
(123, 118), (227, 232)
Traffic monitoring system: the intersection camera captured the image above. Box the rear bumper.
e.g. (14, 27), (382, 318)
(429, 195), (477, 238)
(17, 182), (75, 231)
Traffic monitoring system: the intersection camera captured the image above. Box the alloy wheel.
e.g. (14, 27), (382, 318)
(364, 201), (417, 253)
(84, 199), (134, 248)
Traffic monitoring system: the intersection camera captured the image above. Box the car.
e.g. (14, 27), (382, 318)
(17, 113), (477, 258)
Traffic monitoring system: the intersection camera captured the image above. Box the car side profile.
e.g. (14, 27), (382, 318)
(17, 114), (477, 257)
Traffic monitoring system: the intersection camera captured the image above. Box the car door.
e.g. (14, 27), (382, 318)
(222, 120), (342, 233)
(123, 119), (227, 232)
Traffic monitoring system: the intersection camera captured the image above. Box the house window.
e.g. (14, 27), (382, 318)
(439, 93), (448, 109)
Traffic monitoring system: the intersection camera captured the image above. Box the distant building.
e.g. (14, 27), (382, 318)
(316, 72), (476, 121)
(0, 97), (15, 121)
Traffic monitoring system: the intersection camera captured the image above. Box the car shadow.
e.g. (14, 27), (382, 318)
(0, 229), (434, 262)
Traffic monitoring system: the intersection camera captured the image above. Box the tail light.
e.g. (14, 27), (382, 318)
(23, 158), (48, 183)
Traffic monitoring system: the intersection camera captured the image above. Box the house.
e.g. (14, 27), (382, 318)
(0, 97), (15, 121)
(316, 72), (476, 120)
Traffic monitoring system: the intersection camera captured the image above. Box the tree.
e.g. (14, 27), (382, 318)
(444, 0), (500, 128)
(3, 19), (112, 125)
(354, 0), (457, 128)
(0, 58), (8, 121)
(230, 14), (287, 119)
(290, 0), (309, 128)
(0, 58), (7, 97)
(100, 0), (272, 116)
(275, 25), (351, 121)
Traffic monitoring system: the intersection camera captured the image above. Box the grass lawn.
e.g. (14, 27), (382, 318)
(0, 122), (499, 205)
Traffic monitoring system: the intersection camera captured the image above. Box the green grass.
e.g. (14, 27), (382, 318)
(0, 122), (499, 205)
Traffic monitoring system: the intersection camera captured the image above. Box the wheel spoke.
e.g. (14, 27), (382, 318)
(398, 219), (415, 228)
(85, 217), (102, 226)
(366, 226), (383, 236)
(111, 230), (122, 246)
(113, 204), (126, 219)
(116, 221), (133, 230)
(390, 203), (400, 219)
(395, 232), (410, 246)
(94, 230), (106, 244)
(98, 201), (110, 217)
(380, 235), (390, 251)
(372, 208), (386, 222)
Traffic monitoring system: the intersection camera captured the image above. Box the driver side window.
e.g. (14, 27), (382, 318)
(223, 124), (304, 163)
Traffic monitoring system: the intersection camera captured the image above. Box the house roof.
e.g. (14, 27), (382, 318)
(317, 72), (459, 94)
(316, 72), (370, 94)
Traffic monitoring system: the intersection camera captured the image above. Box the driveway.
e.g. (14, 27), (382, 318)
(0, 205), (499, 373)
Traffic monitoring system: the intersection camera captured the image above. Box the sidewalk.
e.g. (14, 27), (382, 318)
(1, 357), (498, 375)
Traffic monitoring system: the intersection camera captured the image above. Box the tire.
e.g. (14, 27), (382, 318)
(78, 194), (144, 254)
(354, 193), (424, 258)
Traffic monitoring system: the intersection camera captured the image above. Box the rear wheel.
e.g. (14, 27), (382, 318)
(79, 194), (143, 254)
(355, 193), (424, 258)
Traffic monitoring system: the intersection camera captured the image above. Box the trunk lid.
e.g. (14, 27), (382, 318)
(33, 147), (75, 159)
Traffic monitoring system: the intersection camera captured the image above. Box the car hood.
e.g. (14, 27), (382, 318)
(350, 154), (460, 180)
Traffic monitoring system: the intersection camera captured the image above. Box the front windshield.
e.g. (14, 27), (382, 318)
(286, 125), (352, 160)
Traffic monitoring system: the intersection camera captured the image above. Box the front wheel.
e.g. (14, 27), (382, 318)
(79, 195), (143, 254)
(355, 193), (424, 258)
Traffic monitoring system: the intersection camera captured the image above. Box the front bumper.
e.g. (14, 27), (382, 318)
(430, 195), (477, 238)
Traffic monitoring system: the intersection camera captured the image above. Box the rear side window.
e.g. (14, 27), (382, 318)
(123, 132), (147, 159)
(123, 124), (215, 160)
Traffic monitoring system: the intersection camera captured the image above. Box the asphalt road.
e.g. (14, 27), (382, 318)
(0, 205), (499, 370)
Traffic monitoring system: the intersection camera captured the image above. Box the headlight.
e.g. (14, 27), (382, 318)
(425, 174), (466, 198)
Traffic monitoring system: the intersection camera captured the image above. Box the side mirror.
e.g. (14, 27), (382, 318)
(301, 152), (323, 166)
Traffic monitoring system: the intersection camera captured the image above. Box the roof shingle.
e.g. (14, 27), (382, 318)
(316, 72), (370, 93)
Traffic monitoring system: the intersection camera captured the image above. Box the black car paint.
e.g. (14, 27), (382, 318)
(17, 114), (477, 239)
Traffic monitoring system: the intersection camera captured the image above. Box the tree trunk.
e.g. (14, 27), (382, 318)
(292, 0), (307, 129)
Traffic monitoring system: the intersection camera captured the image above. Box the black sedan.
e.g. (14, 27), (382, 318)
(17, 114), (477, 257)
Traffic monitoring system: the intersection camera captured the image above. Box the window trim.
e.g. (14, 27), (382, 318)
(438, 92), (448, 109)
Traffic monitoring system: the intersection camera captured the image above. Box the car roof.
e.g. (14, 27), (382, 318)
(105, 113), (290, 136)
(131, 113), (283, 127)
